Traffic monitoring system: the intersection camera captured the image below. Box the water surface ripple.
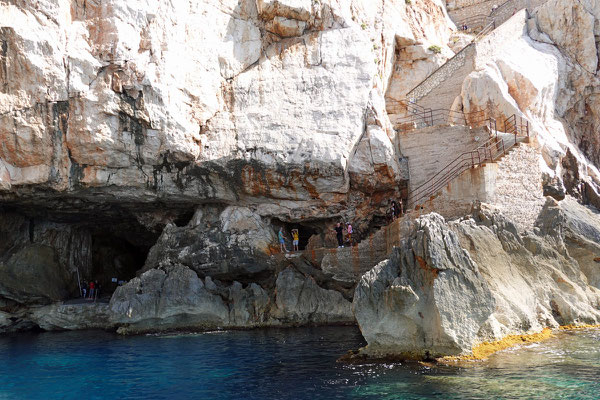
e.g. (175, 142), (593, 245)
(0, 326), (598, 399)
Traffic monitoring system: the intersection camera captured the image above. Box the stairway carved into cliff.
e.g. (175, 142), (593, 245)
(405, 0), (550, 110)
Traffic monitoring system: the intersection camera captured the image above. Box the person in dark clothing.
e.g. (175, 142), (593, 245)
(394, 200), (402, 218)
(391, 201), (399, 221)
(334, 222), (344, 248)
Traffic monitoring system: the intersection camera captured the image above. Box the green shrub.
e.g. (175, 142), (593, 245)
(361, 22), (367, 30)
(405, 0), (412, 4)
(428, 45), (442, 54)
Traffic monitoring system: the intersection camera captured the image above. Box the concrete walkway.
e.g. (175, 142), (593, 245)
(63, 297), (110, 305)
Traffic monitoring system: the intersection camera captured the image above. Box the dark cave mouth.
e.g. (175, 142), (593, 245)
(0, 203), (197, 297)
(88, 232), (149, 295)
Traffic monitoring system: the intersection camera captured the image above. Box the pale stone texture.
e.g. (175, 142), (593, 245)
(0, 0), (457, 225)
(453, 0), (600, 209)
(143, 205), (277, 281)
(397, 125), (486, 191)
(353, 213), (495, 358)
(107, 263), (353, 334)
(31, 302), (113, 331)
(353, 199), (600, 358)
(272, 267), (353, 324)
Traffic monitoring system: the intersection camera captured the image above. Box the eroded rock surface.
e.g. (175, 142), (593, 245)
(353, 198), (600, 358)
(108, 263), (353, 334)
(0, 0), (457, 225)
(454, 0), (600, 211)
(353, 213), (495, 358)
(143, 205), (277, 281)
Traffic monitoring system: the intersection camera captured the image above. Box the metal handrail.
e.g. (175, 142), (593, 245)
(408, 134), (497, 207)
(394, 106), (490, 132)
(406, 116), (529, 209)
(386, 99), (429, 115)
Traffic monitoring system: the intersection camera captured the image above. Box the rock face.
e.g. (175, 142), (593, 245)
(108, 263), (353, 334)
(353, 213), (495, 358)
(0, 0), (458, 225)
(0, 0), (463, 335)
(3, 0), (600, 346)
(0, 212), (89, 305)
(143, 205), (277, 281)
(353, 198), (600, 358)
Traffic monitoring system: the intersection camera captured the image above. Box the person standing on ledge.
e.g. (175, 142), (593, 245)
(346, 222), (353, 246)
(88, 280), (95, 300)
(334, 222), (344, 248)
(278, 227), (289, 253)
(292, 229), (300, 252)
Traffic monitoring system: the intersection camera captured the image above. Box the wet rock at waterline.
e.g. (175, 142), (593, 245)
(353, 213), (496, 358)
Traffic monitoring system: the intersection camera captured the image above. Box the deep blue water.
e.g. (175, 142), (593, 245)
(0, 326), (598, 400)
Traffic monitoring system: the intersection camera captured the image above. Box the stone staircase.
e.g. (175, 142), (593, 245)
(406, 0), (549, 110)
(277, 1), (543, 280)
(408, 129), (529, 211)
(405, 114), (530, 210)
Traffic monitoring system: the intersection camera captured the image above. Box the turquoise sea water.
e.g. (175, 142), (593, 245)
(0, 326), (598, 400)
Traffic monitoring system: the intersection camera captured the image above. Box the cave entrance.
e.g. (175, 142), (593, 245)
(276, 222), (319, 251)
(88, 232), (149, 298)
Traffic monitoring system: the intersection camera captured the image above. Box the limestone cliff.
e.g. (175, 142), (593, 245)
(0, 0), (458, 332)
(0, 0), (454, 223)
(1, 0), (600, 352)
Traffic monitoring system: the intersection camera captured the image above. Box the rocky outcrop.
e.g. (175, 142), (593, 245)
(30, 302), (113, 331)
(353, 198), (600, 358)
(143, 205), (277, 281)
(271, 267), (353, 324)
(108, 263), (353, 334)
(353, 213), (495, 358)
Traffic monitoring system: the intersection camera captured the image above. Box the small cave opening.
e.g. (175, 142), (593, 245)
(273, 219), (320, 251)
(173, 208), (195, 227)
